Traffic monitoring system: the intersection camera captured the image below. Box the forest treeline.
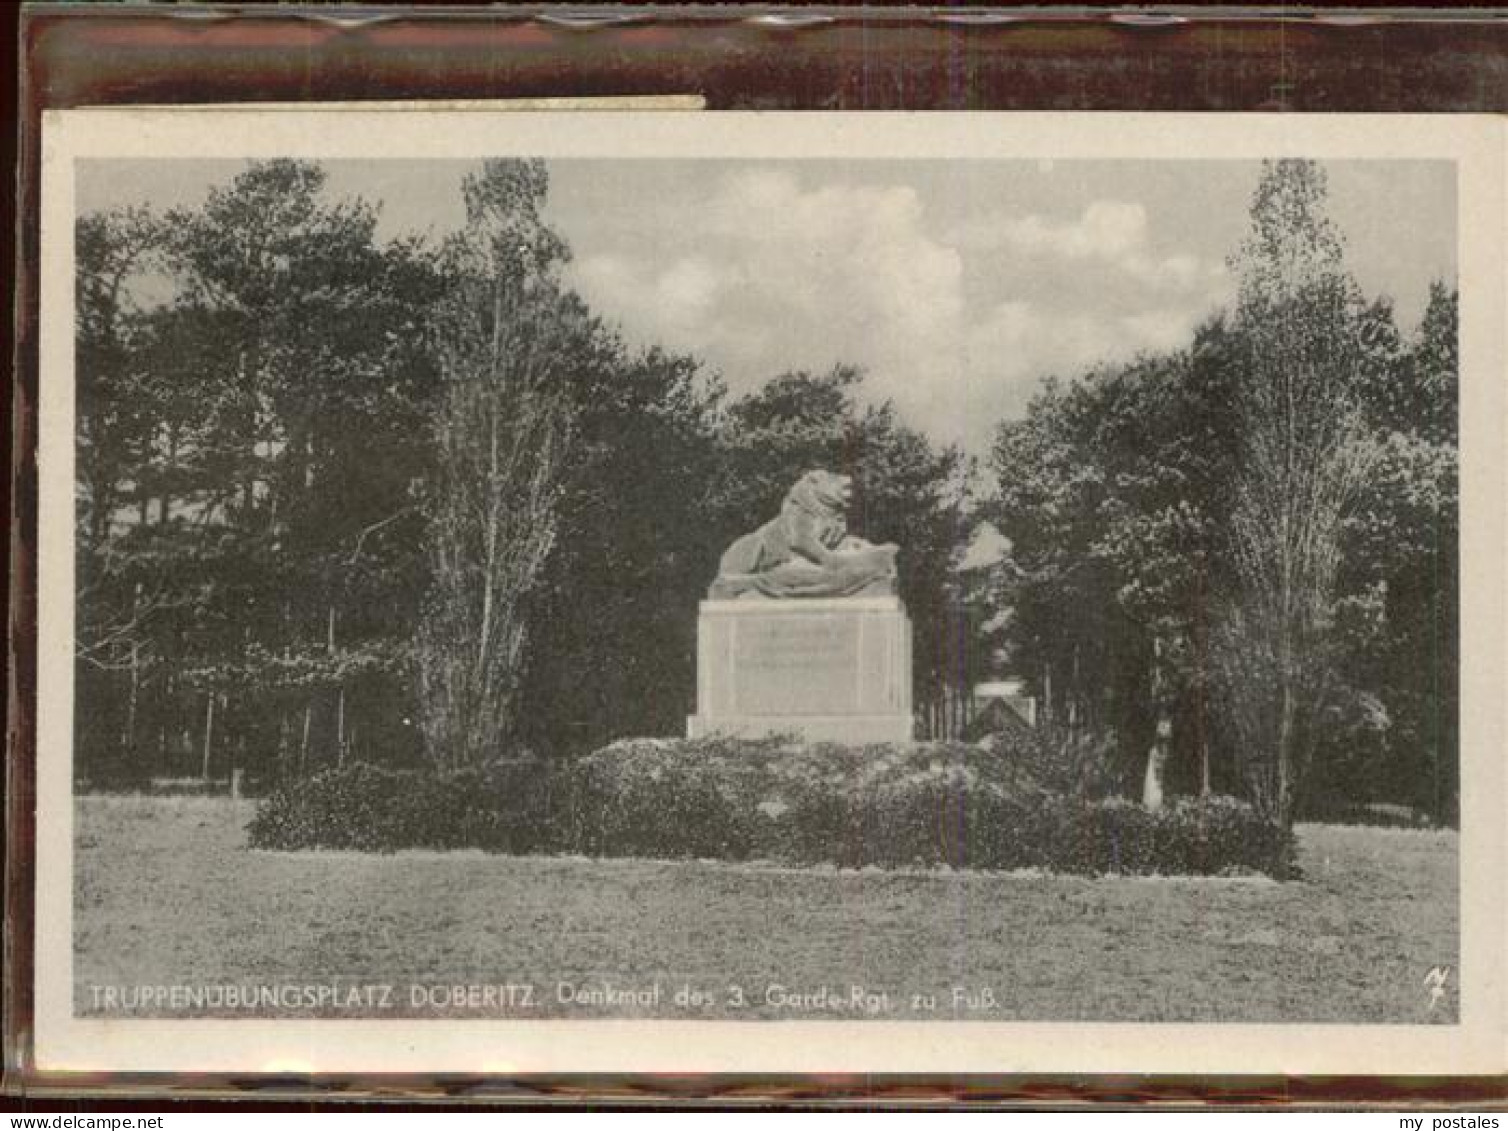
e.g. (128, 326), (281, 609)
(75, 158), (1458, 827)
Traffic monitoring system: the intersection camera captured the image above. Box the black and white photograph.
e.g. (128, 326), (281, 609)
(32, 109), (1506, 1076)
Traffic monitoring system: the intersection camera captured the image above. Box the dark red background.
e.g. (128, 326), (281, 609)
(7, 3), (1507, 1109)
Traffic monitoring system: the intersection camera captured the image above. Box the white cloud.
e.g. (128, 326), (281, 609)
(657, 257), (719, 317)
(565, 173), (1225, 453)
(1005, 200), (1148, 260)
(955, 199), (1229, 295)
(1117, 309), (1195, 353)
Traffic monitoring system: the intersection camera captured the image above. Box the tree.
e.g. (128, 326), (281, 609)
(76, 207), (166, 552)
(519, 345), (724, 753)
(416, 160), (599, 771)
(75, 162), (445, 785)
(75, 206), (173, 780)
(989, 323), (1242, 803)
(1323, 282), (1459, 823)
(1217, 160), (1378, 845)
(985, 162), (1456, 833)
(172, 161), (445, 778)
(989, 375), (1120, 739)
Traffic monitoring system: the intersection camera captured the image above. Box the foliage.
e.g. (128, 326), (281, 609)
(992, 721), (1123, 800)
(1330, 282), (1459, 823)
(249, 738), (1289, 875)
(75, 160), (730, 781)
(984, 160), (1457, 828)
(1218, 160), (1380, 841)
(416, 159), (602, 771)
(988, 325), (1242, 795)
(247, 759), (558, 853)
(79, 156), (1456, 831)
(517, 346), (723, 755)
(77, 160), (973, 781)
(75, 161), (443, 785)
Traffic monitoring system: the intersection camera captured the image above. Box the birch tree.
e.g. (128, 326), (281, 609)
(1219, 160), (1377, 845)
(417, 160), (589, 770)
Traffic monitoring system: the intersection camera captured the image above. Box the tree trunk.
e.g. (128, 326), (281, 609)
(200, 693), (216, 780)
(276, 711), (291, 779)
(160, 424), (178, 528)
(124, 640), (140, 759)
(1142, 717), (1171, 812)
(1199, 732), (1212, 798)
(1067, 646), (1081, 733)
(1276, 674), (1297, 834)
(120, 582), (143, 766)
(1142, 638), (1171, 812)
(299, 701), (313, 776)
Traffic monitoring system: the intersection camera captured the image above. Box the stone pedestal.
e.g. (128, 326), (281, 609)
(687, 597), (913, 744)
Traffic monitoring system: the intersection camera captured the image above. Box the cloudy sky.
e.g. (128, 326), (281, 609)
(79, 157), (1456, 454)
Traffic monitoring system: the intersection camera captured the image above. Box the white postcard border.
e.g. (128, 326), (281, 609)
(32, 108), (1507, 1076)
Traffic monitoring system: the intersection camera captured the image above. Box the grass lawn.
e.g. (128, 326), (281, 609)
(74, 795), (1457, 1023)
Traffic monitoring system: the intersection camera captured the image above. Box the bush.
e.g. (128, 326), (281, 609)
(248, 737), (1291, 876)
(560, 741), (763, 860)
(982, 723), (1121, 800)
(247, 760), (560, 853)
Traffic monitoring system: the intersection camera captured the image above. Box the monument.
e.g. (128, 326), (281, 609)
(688, 470), (914, 743)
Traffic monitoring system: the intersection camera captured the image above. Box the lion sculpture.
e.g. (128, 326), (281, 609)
(709, 470), (898, 599)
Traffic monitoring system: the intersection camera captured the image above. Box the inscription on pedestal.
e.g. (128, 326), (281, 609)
(735, 615), (862, 715)
(689, 597), (913, 744)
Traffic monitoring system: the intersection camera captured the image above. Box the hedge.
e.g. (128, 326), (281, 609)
(247, 735), (1290, 876)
